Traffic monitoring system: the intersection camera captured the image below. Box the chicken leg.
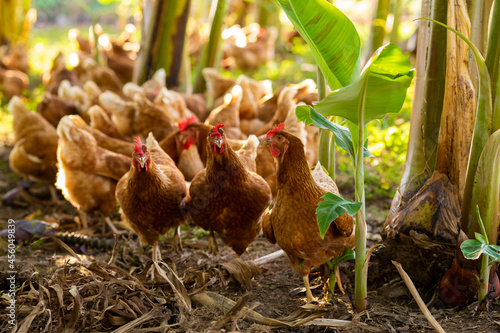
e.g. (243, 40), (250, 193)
(48, 185), (62, 204)
(147, 242), (172, 283)
(172, 226), (183, 253)
(104, 216), (127, 235)
(208, 230), (219, 254)
(152, 242), (162, 262)
(79, 210), (89, 229)
(303, 275), (314, 303)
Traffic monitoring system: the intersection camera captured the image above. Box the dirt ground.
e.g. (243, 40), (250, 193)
(1, 142), (500, 333)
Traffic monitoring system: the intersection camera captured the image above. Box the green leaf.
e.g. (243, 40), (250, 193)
(461, 239), (484, 260)
(297, 105), (355, 156)
(475, 232), (488, 245)
(316, 192), (361, 239)
(315, 43), (415, 125)
(469, 130), (500, 244)
(331, 248), (355, 265)
(483, 245), (500, 261)
(296, 105), (373, 159)
(276, 0), (361, 89)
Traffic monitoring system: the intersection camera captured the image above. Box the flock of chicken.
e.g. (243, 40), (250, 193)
(7, 33), (354, 301)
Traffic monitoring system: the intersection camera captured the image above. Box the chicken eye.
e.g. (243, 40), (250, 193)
(277, 135), (282, 140)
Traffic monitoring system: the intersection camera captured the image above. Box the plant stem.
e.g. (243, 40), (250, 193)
(317, 66), (332, 175)
(328, 124), (336, 178)
(390, 0), (402, 44)
(354, 74), (368, 312)
(468, 0), (493, 93)
(396, 0), (446, 196)
(478, 252), (490, 305)
(370, 0), (390, 54)
(485, 0), (500, 130)
(92, 22), (100, 66)
(193, 0), (229, 93)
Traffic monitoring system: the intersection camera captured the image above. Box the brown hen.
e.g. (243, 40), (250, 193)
(56, 115), (130, 233)
(261, 124), (355, 302)
(181, 123), (271, 255)
(116, 134), (187, 272)
(8, 97), (59, 201)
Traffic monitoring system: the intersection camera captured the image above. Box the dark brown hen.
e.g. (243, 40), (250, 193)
(116, 134), (187, 276)
(181, 123), (271, 255)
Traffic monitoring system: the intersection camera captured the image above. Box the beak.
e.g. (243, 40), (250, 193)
(214, 138), (223, 148)
(260, 137), (270, 147)
(138, 156), (147, 168)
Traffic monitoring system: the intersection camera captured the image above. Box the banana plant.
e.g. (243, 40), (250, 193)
(275, 0), (414, 311)
(193, 0), (230, 93)
(461, 206), (500, 306)
(134, 0), (191, 86)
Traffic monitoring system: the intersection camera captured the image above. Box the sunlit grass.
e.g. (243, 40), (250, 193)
(0, 102), (14, 143)
(28, 24), (121, 77)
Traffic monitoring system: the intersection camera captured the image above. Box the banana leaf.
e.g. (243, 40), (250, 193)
(468, 129), (500, 244)
(314, 43), (414, 125)
(276, 0), (361, 89)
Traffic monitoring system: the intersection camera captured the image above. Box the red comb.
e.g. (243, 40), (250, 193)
(178, 116), (197, 132)
(134, 137), (144, 156)
(266, 122), (285, 138)
(211, 123), (225, 138)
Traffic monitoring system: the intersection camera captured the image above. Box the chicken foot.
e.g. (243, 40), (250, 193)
(147, 242), (172, 283)
(208, 230), (219, 254)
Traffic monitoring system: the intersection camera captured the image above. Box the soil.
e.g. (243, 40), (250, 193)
(1, 141), (500, 333)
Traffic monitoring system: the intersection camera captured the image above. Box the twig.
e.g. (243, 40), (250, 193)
(253, 249), (285, 266)
(191, 291), (351, 328)
(392, 261), (446, 333)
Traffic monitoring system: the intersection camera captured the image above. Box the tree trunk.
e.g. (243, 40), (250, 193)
(388, 0), (447, 213)
(134, 0), (191, 87)
(385, 0), (473, 245)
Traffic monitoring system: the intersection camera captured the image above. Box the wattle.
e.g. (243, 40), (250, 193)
(270, 145), (280, 157)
